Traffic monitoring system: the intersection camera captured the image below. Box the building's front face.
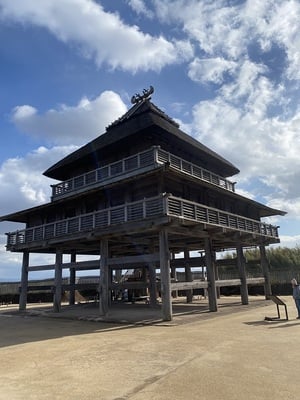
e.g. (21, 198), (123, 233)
(1, 96), (285, 320)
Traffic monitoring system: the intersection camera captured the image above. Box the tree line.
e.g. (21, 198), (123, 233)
(224, 246), (300, 270)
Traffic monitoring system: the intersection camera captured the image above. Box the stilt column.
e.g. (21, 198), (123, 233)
(236, 241), (248, 305)
(53, 249), (63, 313)
(205, 237), (218, 312)
(159, 229), (172, 321)
(69, 251), (76, 305)
(19, 251), (29, 311)
(148, 263), (158, 307)
(99, 239), (109, 316)
(184, 249), (193, 303)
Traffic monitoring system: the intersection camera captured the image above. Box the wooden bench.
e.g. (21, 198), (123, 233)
(265, 295), (288, 321)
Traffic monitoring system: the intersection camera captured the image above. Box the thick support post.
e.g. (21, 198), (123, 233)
(260, 244), (272, 298)
(53, 249), (63, 313)
(148, 264), (158, 307)
(19, 251), (29, 311)
(69, 251), (76, 305)
(214, 252), (220, 299)
(205, 237), (218, 312)
(159, 229), (172, 321)
(184, 249), (193, 303)
(99, 239), (109, 316)
(236, 241), (248, 305)
(171, 265), (178, 298)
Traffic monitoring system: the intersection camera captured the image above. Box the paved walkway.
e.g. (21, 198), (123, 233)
(0, 295), (299, 400)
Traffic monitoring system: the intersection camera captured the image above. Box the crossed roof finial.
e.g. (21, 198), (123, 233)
(131, 85), (154, 104)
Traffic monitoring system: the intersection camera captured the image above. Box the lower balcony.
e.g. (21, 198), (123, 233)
(6, 194), (279, 250)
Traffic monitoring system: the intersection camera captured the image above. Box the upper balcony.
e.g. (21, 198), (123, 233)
(51, 146), (236, 201)
(6, 194), (279, 251)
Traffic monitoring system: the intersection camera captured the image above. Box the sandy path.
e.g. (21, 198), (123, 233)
(0, 296), (298, 400)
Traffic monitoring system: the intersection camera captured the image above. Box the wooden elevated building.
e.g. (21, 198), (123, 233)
(0, 87), (286, 320)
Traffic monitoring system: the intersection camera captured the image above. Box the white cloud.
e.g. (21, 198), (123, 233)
(0, 0), (192, 72)
(152, 0), (300, 81)
(126, 0), (154, 19)
(191, 96), (300, 217)
(188, 57), (237, 84)
(272, 235), (300, 249)
(0, 145), (78, 280)
(0, 146), (76, 215)
(11, 91), (127, 146)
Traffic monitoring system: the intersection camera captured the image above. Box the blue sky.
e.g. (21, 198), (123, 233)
(0, 0), (300, 280)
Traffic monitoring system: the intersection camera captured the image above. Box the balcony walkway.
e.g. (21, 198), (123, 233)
(6, 194), (279, 249)
(51, 146), (235, 200)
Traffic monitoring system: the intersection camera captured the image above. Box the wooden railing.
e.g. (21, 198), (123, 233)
(51, 146), (236, 200)
(156, 148), (235, 191)
(6, 194), (279, 248)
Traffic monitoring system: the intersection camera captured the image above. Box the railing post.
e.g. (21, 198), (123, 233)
(162, 193), (169, 215)
(143, 199), (146, 219)
(153, 146), (158, 165)
(124, 203), (128, 222)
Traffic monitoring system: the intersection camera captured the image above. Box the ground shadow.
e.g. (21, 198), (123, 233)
(0, 296), (269, 348)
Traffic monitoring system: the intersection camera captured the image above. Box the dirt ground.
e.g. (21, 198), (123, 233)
(0, 295), (299, 400)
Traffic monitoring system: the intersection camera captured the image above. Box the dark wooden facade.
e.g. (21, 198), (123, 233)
(0, 92), (285, 320)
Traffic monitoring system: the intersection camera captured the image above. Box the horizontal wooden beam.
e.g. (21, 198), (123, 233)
(107, 253), (160, 266)
(110, 281), (150, 290)
(171, 280), (208, 290)
(246, 277), (265, 285)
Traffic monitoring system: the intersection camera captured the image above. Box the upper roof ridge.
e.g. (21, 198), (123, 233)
(106, 86), (179, 130)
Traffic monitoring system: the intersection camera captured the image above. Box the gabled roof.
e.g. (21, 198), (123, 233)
(43, 99), (240, 180)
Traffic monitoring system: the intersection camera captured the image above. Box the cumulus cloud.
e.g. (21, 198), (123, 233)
(191, 95), (300, 217)
(151, 0), (300, 80)
(11, 91), (127, 146)
(188, 57), (237, 84)
(0, 146), (76, 215)
(0, 0), (192, 72)
(126, 0), (154, 19)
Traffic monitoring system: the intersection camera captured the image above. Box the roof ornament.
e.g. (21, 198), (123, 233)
(131, 85), (154, 104)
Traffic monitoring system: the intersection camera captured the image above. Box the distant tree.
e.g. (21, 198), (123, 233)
(221, 246), (300, 270)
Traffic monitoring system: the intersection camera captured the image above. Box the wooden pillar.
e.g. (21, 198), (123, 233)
(236, 241), (248, 305)
(148, 263), (158, 307)
(159, 229), (172, 321)
(53, 249), (63, 313)
(69, 251), (76, 305)
(260, 244), (272, 298)
(171, 265), (178, 298)
(19, 251), (29, 311)
(213, 251), (220, 299)
(99, 239), (109, 316)
(108, 267), (113, 305)
(184, 249), (193, 303)
(205, 237), (218, 312)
